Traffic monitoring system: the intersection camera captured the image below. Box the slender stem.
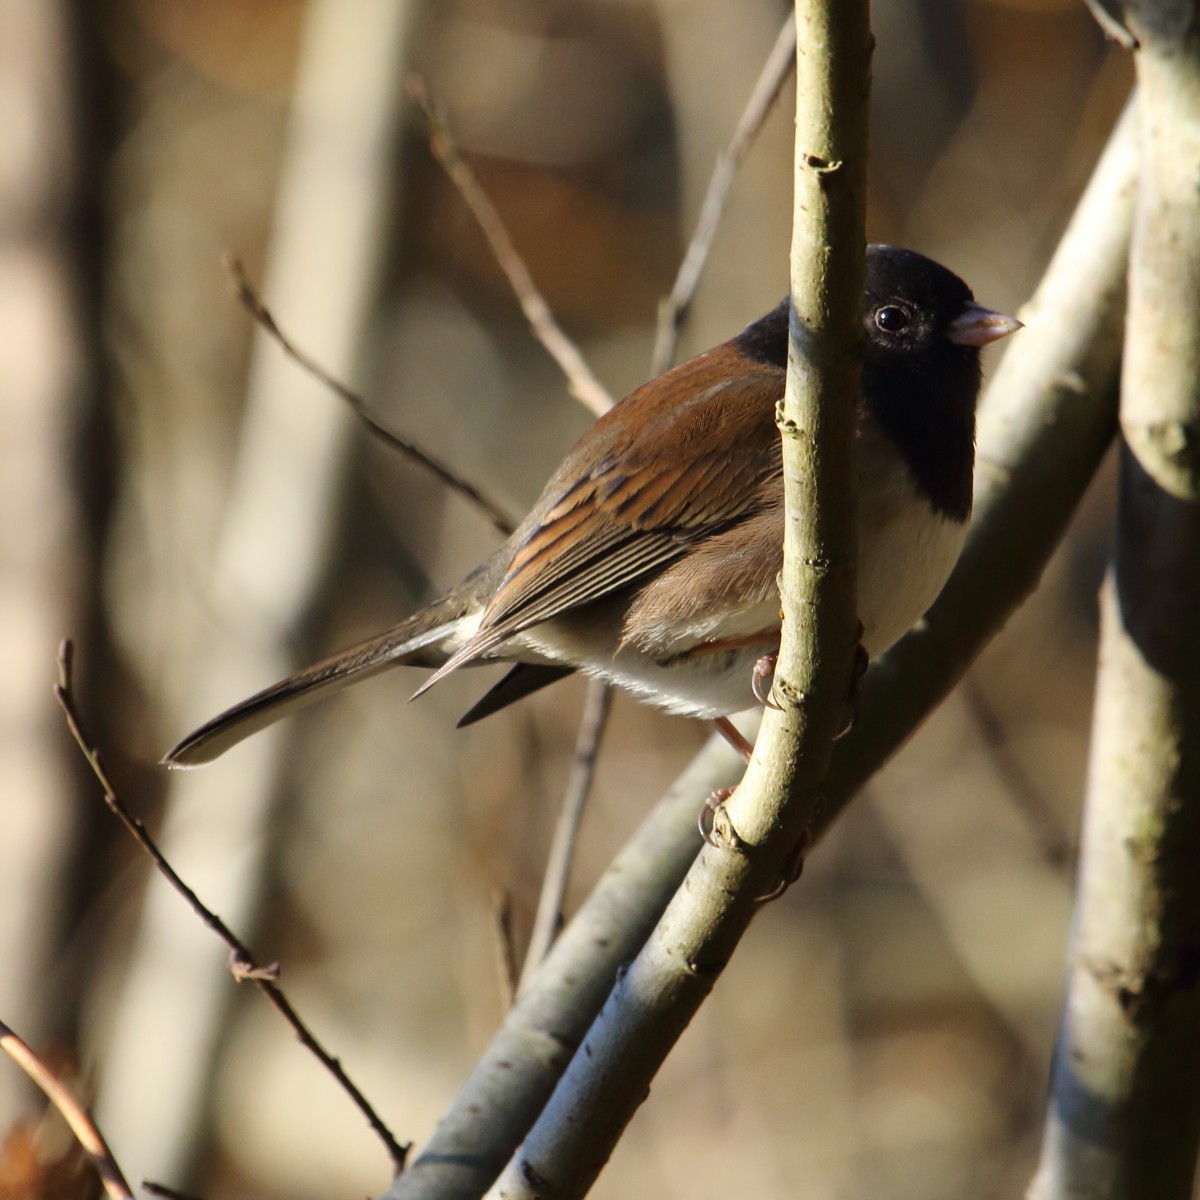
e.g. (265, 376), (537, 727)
(0, 1019), (134, 1200)
(518, 681), (613, 994)
(407, 76), (615, 418)
(481, 5), (871, 1197)
(224, 255), (516, 536)
(651, 12), (797, 376)
(54, 641), (411, 1175)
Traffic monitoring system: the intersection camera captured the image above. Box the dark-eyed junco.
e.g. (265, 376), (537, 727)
(164, 245), (1019, 768)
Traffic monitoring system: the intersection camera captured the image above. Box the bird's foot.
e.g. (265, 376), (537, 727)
(835, 633), (869, 741)
(698, 786), (746, 851)
(755, 829), (810, 902)
(752, 653), (780, 709)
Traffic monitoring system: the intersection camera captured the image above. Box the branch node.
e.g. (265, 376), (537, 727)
(802, 152), (844, 178)
(774, 398), (802, 436)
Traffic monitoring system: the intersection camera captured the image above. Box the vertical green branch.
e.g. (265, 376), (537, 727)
(476, 4), (872, 1198)
(1030, 7), (1200, 1198)
(728, 0), (870, 839)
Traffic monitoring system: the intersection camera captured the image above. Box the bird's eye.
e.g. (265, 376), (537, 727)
(875, 305), (909, 333)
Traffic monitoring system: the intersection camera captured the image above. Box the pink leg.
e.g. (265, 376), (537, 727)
(712, 716), (754, 760)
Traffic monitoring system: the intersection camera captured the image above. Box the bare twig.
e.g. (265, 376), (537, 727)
(483, 2), (872, 1192)
(491, 891), (519, 1011)
(651, 12), (796, 376)
(0, 1019), (134, 1200)
(406, 75), (615, 418)
(517, 681), (614, 994)
(223, 254), (515, 537)
(52, 640), (411, 1176)
(405, 78), (625, 980)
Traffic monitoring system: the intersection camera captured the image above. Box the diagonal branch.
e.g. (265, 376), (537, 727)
(53, 640), (411, 1176)
(0, 1019), (134, 1200)
(224, 254), (516, 537)
(651, 12), (797, 376)
(407, 76), (615, 418)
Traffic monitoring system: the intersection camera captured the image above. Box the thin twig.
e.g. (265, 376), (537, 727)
(406, 76), (623, 976)
(52, 640), (411, 1176)
(491, 891), (519, 1011)
(651, 12), (797, 376)
(406, 75), (615, 418)
(0, 1019), (134, 1200)
(517, 681), (613, 995)
(224, 254), (515, 537)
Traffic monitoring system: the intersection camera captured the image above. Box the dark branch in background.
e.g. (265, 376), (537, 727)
(223, 255), (515, 537)
(382, 91), (1135, 1200)
(0, 1018), (134, 1200)
(651, 12), (797, 376)
(491, 891), (519, 1011)
(406, 75), (615, 418)
(52, 640), (411, 1176)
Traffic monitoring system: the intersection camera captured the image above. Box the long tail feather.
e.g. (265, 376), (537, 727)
(163, 610), (475, 768)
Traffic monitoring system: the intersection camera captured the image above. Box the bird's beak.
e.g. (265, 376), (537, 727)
(946, 302), (1023, 347)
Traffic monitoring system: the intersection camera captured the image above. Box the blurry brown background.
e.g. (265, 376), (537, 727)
(1, 1), (1132, 1197)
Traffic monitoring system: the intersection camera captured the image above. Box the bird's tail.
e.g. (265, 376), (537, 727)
(163, 590), (481, 768)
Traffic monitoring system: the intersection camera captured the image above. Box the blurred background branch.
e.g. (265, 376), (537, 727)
(1030, 3), (1200, 1195)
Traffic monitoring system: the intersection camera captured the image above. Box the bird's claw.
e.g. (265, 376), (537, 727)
(834, 637), (869, 740)
(699, 786), (745, 851)
(754, 829), (810, 902)
(752, 653), (780, 709)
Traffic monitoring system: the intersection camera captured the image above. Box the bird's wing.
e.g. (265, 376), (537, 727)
(416, 365), (784, 691)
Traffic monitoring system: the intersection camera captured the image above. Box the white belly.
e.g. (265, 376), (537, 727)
(517, 475), (967, 719)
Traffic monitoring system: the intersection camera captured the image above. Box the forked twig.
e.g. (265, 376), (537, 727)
(406, 75), (615, 418)
(0, 1019), (134, 1200)
(652, 12), (797, 375)
(52, 640), (410, 1176)
(224, 254), (515, 537)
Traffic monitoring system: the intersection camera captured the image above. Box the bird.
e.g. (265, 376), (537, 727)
(164, 245), (1020, 769)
